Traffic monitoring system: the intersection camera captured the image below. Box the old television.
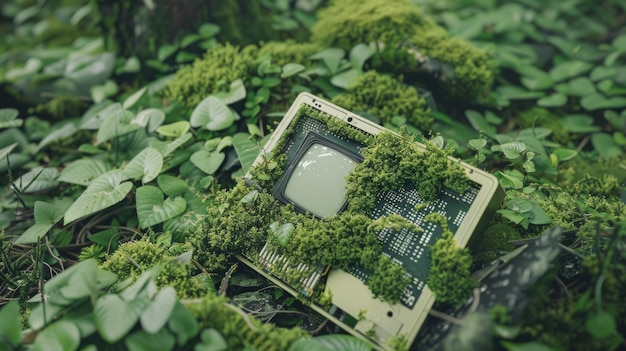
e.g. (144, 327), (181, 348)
(239, 92), (504, 350)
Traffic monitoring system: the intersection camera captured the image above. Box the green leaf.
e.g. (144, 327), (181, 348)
(537, 93), (567, 107)
(97, 109), (141, 144)
(124, 88), (148, 110)
(468, 139), (487, 151)
(37, 123), (77, 151)
(157, 121), (190, 138)
(214, 79), (246, 105)
(497, 170), (524, 189)
(168, 301), (199, 346)
(16, 199), (72, 244)
(157, 175), (188, 197)
(289, 334), (372, 351)
(59, 158), (108, 186)
(0, 301), (21, 347)
(190, 150), (225, 175)
(555, 77), (596, 96)
(580, 94), (626, 110)
(140, 287), (177, 333)
(586, 310), (617, 339)
(14, 167), (58, 193)
(331, 68), (362, 89)
(94, 294), (150, 343)
(495, 86), (544, 100)
(90, 80), (118, 104)
(126, 330), (176, 351)
(240, 190), (259, 204)
(520, 74), (553, 91)
(196, 328), (228, 351)
(549, 61), (593, 82)
(466, 110), (496, 137)
(270, 221), (295, 247)
(0, 143), (17, 161)
(123, 147), (163, 184)
(136, 186), (186, 229)
(32, 320), (80, 351)
(88, 228), (120, 250)
(590, 66), (616, 81)
(158, 44), (178, 62)
(133, 108), (166, 132)
(0, 108), (22, 128)
(311, 47), (346, 74)
(552, 148), (578, 162)
(499, 141), (526, 159)
(563, 114), (600, 133)
(190, 96), (235, 131)
(591, 133), (623, 159)
(199, 23), (220, 37)
(349, 43), (375, 71)
(281, 63), (306, 78)
(64, 170), (133, 225)
(232, 133), (260, 175)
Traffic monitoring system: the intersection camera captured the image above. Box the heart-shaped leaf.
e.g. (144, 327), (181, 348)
(190, 150), (225, 175)
(97, 109), (141, 144)
(0, 108), (22, 129)
(311, 48), (345, 74)
(549, 61), (593, 82)
(157, 175), (188, 197)
(232, 133), (260, 175)
(123, 87), (148, 110)
(123, 147), (163, 184)
(157, 121), (190, 138)
(331, 68), (362, 89)
(537, 93), (567, 107)
(59, 158), (108, 186)
(32, 320), (80, 351)
(133, 108), (165, 132)
(64, 170), (133, 225)
(136, 185), (186, 229)
(190, 96), (235, 131)
(140, 287), (177, 333)
(94, 294), (149, 343)
(213, 79), (246, 105)
(349, 43), (376, 71)
(281, 63), (306, 78)
(17, 199), (72, 244)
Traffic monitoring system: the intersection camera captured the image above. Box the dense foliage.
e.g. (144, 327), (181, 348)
(1, 0), (625, 350)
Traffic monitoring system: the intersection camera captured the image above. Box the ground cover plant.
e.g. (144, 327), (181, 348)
(0, 0), (625, 350)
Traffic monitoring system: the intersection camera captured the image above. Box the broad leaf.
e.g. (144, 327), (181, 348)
(331, 68), (362, 89)
(140, 287), (177, 333)
(136, 185), (186, 229)
(190, 150), (225, 175)
(125, 330), (176, 351)
(168, 301), (199, 346)
(0, 108), (22, 128)
(549, 61), (593, 82)
(0, 301), (21, 347)
(581, 93), (626, 110)
(123, 147), (163, 184)
(349, 43), (375, 71)
(499, 141), (526, 159)
(591, 133), (622, 159)
(16, 199), (72, 244)
(466, 110), (496, 137)
(64, 170), (133, 225)
(0, 143), (17, 160)
(156, 121), (190, 138)
(123, 87), (148, 110)
(311, 48), (345, 74)
(133, 108), (165, 132)
(32, 320), (80, 351)
(14, 167), (58, 193)
(59, 158), (108, 186)
(157, 175), (188, 197)
(94, 294), (150, 343)
(214, 79), (246, 105)
(281, 63), (306, 78)
(36, 123), (76, 151)
(97, 109), (141, 144)
(232, 133), (260, 175)
(190, 96), (235, 131)
(196, 328), (227, 351)
(537, 93), (567, 107)
(586, 310), (617, 339)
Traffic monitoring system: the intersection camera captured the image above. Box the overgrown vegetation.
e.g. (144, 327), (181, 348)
(1, 0), (625, 350)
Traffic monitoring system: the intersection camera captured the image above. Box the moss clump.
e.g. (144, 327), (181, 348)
(425, 213), (474, 306)
(164, 43), (258, 107)
(185, 295), (308, 351)
(331, 71), (432, 130)
(312, 0), (494, 101)
(187, 181), (284, 272)
(257, 40), (323, 67)
(367, 255), (411, 304)
(100, 240), (208, 299)
(470, 223), (521, 264)
(346, 130), (470, 214)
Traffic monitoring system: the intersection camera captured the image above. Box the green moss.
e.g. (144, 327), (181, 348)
(346, 130), (470, 214)
(425, 213), (474, 306)
(164, 43), (259, 107)
(100, 240), (208, 298)
(186, 181), (284, 272)
(367, 255), (411, 304)
(331, 71), (432, 130)
(470, 223), (521, 264)
(257, 40), (323, 67)
(30, 94), (88, 120)
(518, 107), (569, 144)
(312, 0), (494, 101)
(185, 295), (308, 350)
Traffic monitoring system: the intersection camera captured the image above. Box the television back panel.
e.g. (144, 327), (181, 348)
(240, 93), (504, 349)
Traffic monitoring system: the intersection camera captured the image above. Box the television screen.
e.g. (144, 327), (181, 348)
(283, 142), (357, 218)
(273, 131), (362, 218)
